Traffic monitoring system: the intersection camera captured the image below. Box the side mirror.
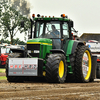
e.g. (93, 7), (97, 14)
(20, 21), (24, 27)
(69, 21), (74, 27)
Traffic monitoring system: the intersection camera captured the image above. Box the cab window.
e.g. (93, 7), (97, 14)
(62, 22), (69, 38)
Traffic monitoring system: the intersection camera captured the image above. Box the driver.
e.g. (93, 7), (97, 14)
(50, 25), (60, 38)
(50, 25), (61, 49)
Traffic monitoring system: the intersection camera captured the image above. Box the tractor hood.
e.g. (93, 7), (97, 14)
(27, 38), (52, 45)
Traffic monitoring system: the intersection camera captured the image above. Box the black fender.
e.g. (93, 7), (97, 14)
(71, 40), (84, 54)
(50, 49), (66, 55)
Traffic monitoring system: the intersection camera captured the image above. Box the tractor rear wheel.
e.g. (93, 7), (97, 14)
(5, 53), (24, 82)
(74, 45), (92, 83)
(45, 54), (67, 83)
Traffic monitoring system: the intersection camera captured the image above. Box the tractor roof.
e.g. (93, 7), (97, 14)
(32, 14), (71, 22)
(34, 17), (70, 21)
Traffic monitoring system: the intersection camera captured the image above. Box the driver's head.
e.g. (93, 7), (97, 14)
(51, 25), (56, 31)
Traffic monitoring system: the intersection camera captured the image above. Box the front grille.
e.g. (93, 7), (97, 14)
(27, 44), (40, 57)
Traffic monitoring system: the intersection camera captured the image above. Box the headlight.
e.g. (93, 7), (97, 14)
(34, 50), (40, 53)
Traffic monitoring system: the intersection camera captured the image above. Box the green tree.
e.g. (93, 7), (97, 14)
(0, 0), (31, 44)
(0, 38), (26, 45)
(13, 38), (26, 45)
(11, 0), (30, 17)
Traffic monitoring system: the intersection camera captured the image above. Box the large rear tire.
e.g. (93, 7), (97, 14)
(5, 53), (24, 82)
(74, 45), (92, 83)
(45, 54), (67, 83)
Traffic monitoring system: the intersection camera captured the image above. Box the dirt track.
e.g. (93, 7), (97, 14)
(0, 79), (100, 100)
(0, 73), (6, 76)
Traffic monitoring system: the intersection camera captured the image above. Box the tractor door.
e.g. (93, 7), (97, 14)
(62, 22), (70, 50)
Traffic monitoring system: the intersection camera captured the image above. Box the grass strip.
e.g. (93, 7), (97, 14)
(0, 76), (7, 80)
(0, 69), (5, 73)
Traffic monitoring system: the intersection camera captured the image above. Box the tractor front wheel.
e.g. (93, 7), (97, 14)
(45, 54), (67, 83)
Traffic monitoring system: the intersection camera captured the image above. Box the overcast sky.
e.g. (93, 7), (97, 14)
(29, 0), (100, 36)
(3, 0), (100, 42)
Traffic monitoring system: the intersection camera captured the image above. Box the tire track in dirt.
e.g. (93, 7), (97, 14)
(0, 80), (100, 99)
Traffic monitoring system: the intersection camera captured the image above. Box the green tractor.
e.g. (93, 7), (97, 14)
(6, 14), (96, 83)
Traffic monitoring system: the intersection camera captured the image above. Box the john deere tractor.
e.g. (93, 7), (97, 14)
(6, 14), (96, 83)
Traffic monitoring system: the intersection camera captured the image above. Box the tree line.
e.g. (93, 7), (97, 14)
(0, 38), (26, 45)
(0, 0), (31, 44)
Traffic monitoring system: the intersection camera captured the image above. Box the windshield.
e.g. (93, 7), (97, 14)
(35, 21), (61, 38)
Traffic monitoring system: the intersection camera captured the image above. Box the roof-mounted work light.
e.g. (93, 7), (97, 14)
(32, 14), (35, 18)
(37, 14), (40, 17)
(61, 14), (66, 18)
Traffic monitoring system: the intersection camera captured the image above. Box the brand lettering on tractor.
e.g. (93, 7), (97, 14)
(10, 65), (13, 68)
(9, 60), (37, 75)
(19, 65), (21, 68)
(21, 61), (37, 74)
(33, 64), (37, 70)
(14, 65), (17, 68)
(13, 72), (16, 74)
(24, 64), (33, 69)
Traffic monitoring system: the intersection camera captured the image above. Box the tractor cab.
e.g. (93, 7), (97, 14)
(28, 14), (74, 50)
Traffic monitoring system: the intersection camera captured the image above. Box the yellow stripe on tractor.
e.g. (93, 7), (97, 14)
(27, 42), (52, 45)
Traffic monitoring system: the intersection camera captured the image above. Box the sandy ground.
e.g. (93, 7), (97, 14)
(0, 73), (6, 76)
(0, 72), (100, 100)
